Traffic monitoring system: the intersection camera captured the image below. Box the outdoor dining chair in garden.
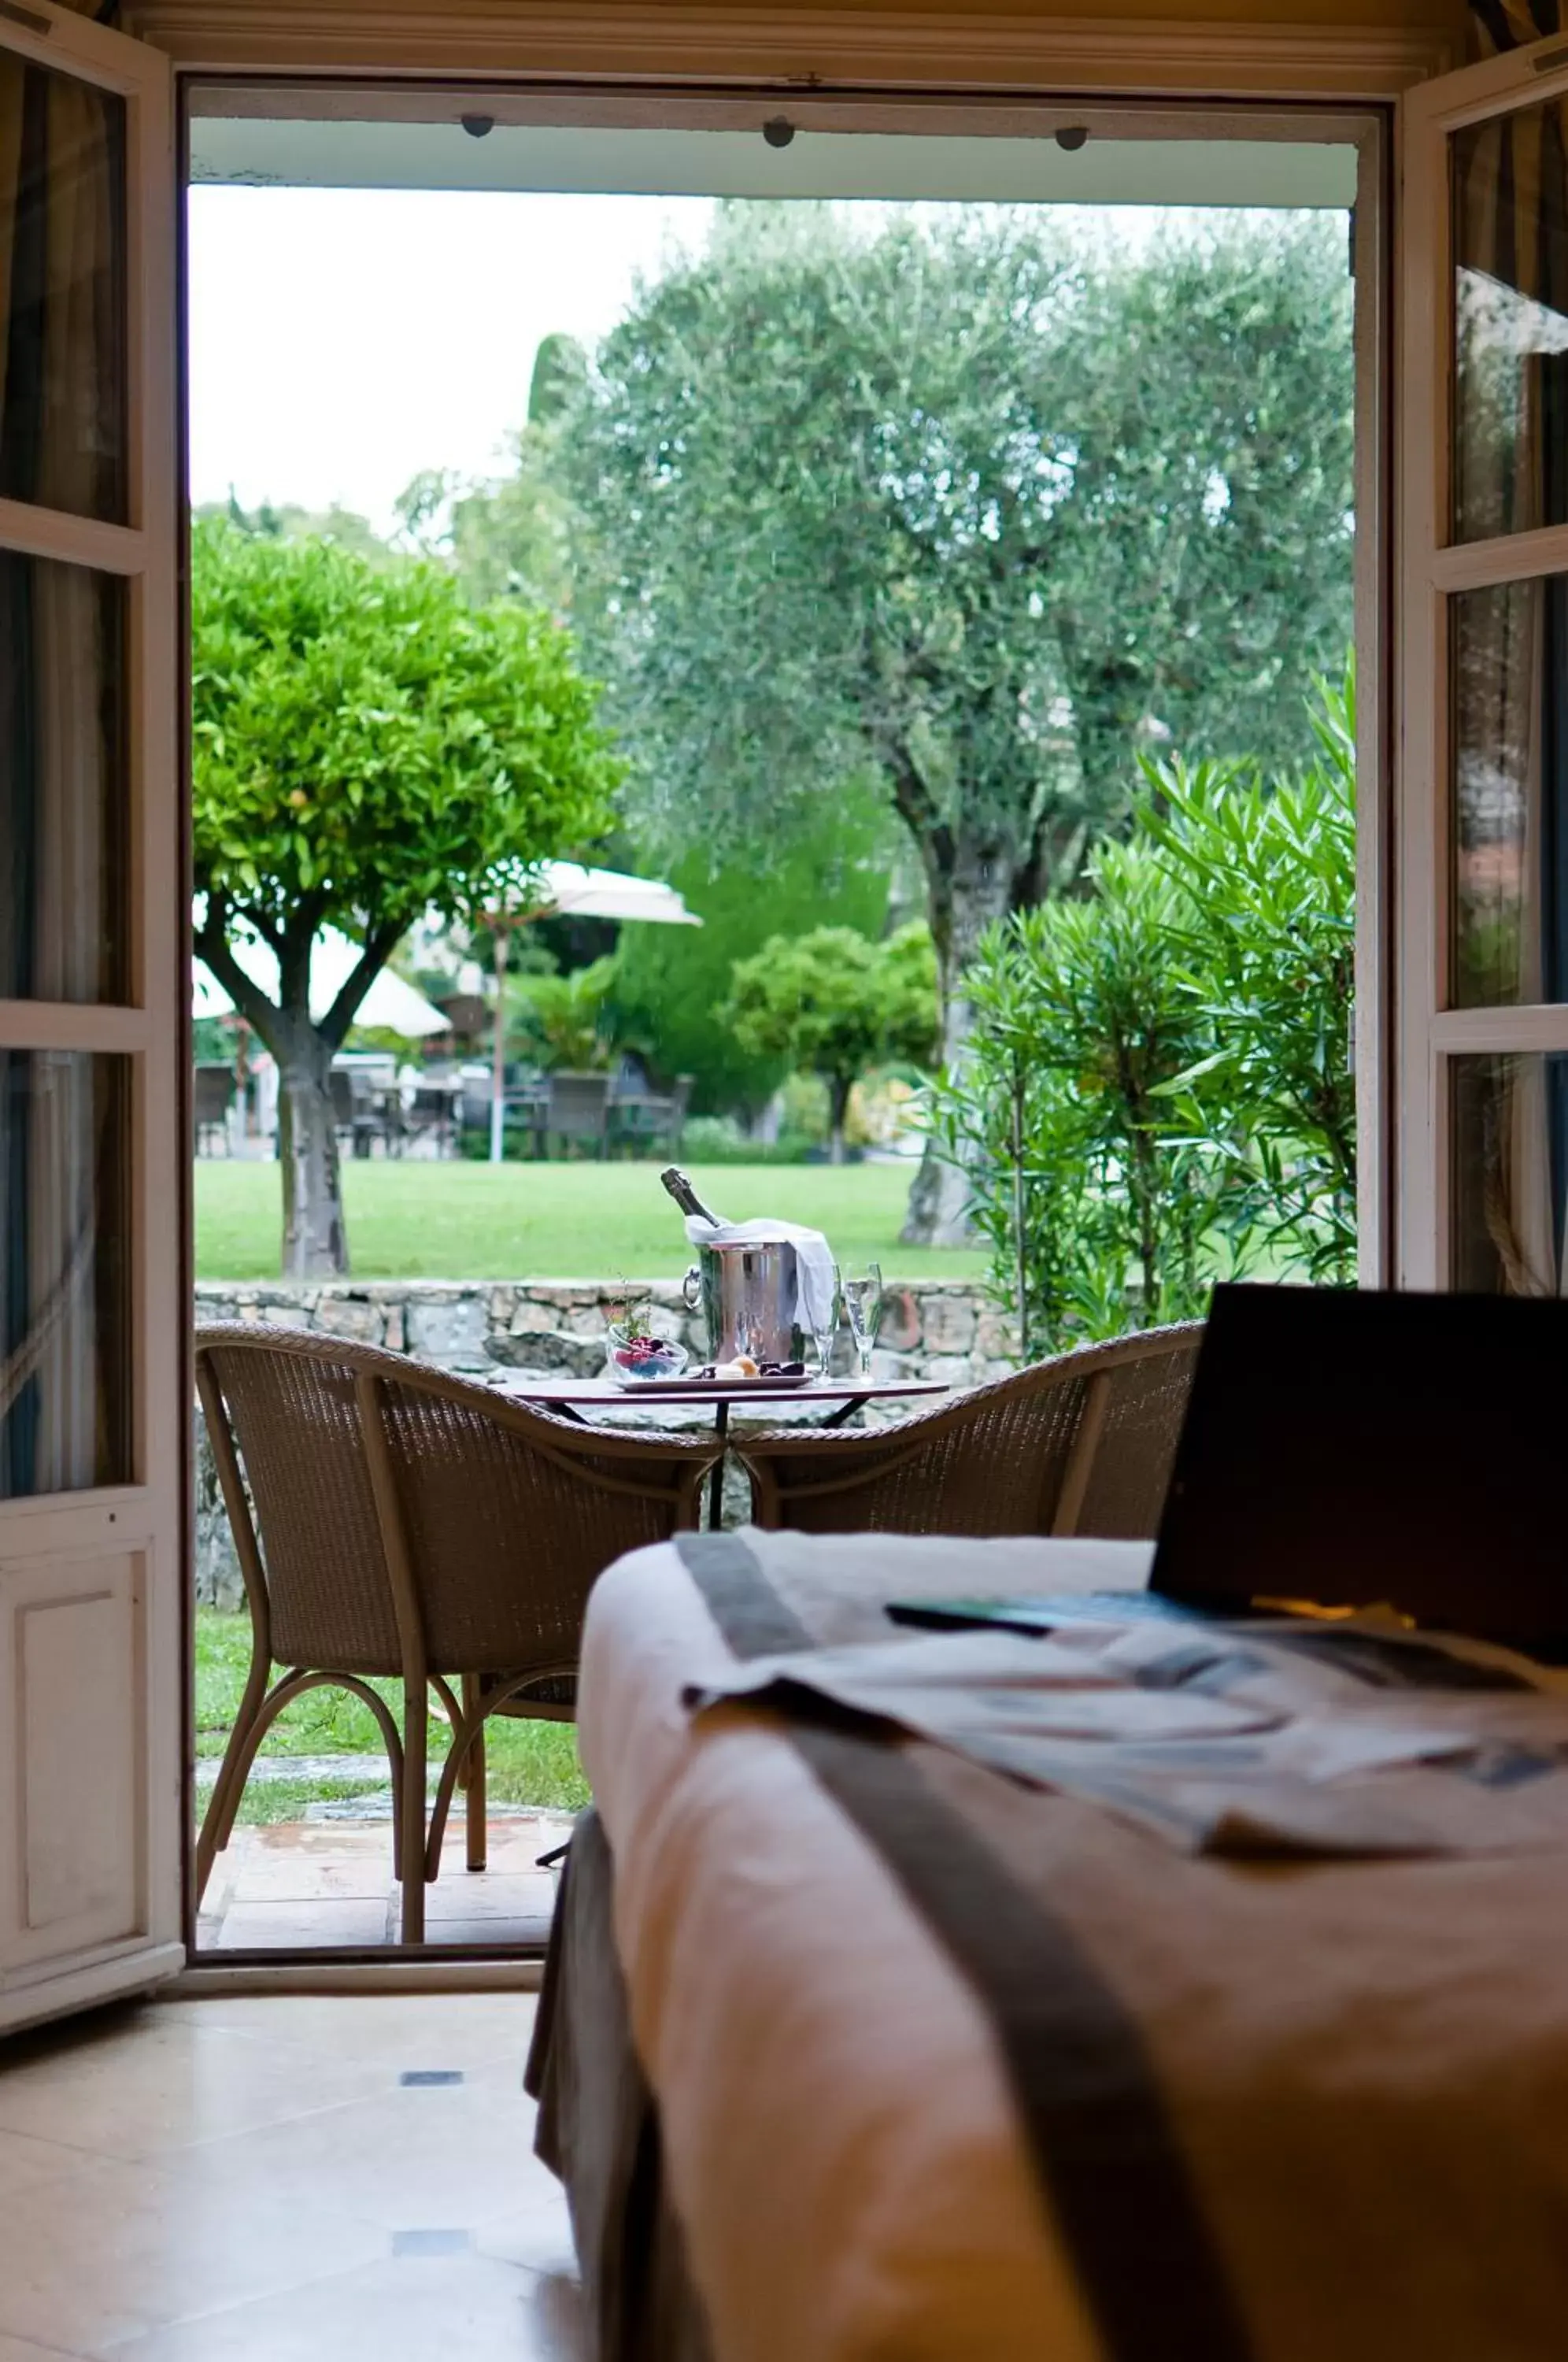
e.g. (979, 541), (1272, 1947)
(403, 1079), (459, 1157)
(194, 1327), (719, 1942)
(608, 1072), (695, 1159)
(545, 1070), (612, 1158)
(193, 1061), (235, 1155)
(738, 1323), (1203, 1539)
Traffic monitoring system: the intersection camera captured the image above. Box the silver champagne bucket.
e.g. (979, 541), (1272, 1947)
(682, 1240), (807, 1365)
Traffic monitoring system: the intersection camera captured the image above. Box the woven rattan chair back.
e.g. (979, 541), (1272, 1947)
(1064, 1330), (1204, 1537)
(738, 1324), (1202, 1538)
(372, 1372), (702, 1677)
(202, 1340), (401, 1673)
(194, 1324), (716, 1939)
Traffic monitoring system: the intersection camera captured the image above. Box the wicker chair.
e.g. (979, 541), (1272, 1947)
(195, 1326), (718, 1941)
(193, 1062), (235, 1156)
(738, 1324), (1203, 1539)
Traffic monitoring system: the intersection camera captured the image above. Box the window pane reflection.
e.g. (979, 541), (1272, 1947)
(1452, 1053), (1568, 1296)
(1451, 576), (1568, 1009)
(1453, 101), (1568, 544)
(0, 552), (126, 1003)
(0, 53), (127, 523)
(0, 1051), (130, 1499)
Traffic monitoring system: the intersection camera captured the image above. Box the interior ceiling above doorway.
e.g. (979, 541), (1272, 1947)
(187, 114), (1360, 207)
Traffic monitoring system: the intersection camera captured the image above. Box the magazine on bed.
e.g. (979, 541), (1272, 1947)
(885, 1593), (1549, 1691)
(885, 1591), (1215, 1638)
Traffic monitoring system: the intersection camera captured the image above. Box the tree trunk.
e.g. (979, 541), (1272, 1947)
(277, 1043), (349, 1279)
(1052, 626), (1150, 838)
(900, 831), (1020, 1247)
(827, 1075), (852, 1167)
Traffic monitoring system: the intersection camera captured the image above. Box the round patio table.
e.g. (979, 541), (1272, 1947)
(490, 1374), (951, 1531)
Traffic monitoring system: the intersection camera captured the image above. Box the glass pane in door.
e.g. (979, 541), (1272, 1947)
(1452, 1051), (1568, 1294)
(0, 52), (127, 523)
(1451, 574), (1568, 1007)
(1453, 98), (1568, 545)
(0, 1049), (130, 1498)
(0, 550), (125, 1002)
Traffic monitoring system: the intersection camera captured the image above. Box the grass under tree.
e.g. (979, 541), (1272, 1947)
(195, 1158), (987, 1283)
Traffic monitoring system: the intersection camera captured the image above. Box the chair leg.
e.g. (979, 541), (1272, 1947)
(401, 1674), (428, 1943)
(200, 1668), (409, 1906)
(195, 1692), (261, 1903)
(463, 1672), (486, 1873)
(194, 1627), (274, 1904)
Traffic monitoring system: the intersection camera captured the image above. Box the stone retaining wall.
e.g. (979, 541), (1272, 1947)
(193, 1276), (1016, 1609)
(193, 1276), (1015, 1390)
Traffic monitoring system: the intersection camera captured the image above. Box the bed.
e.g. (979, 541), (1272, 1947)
(527, 1527), (1568, 2362)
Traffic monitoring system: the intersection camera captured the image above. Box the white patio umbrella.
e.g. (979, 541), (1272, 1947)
(192, 924), (449, 1037)
(484, 862), (702, 1162)
(527, 861), (701, 927)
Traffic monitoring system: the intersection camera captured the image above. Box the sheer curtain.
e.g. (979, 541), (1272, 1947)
(1455, 587), (1564, 1294)
(0, 50), (127, 1498)
(1452, 39), (1568, 1293)
(1474, 5), (1568, 54)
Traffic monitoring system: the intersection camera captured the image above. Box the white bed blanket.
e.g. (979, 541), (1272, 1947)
(577, 1531), (1152, 2362)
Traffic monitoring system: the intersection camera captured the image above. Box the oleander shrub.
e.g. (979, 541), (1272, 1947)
(934, 668), (1355, 1355)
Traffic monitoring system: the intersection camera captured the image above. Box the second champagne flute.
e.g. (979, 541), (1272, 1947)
(841, 1263), (882, 1379)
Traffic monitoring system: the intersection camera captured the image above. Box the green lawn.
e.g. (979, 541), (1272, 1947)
(196, 1157), (988, 1283)
(194, 1608), (590, 1823)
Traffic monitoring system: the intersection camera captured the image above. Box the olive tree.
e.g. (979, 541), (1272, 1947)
(192, 517), (619, 1275)
(568, 204), (1355, 1237)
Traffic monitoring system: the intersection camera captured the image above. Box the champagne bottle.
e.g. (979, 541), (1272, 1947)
(660, 1167), (725, 1227)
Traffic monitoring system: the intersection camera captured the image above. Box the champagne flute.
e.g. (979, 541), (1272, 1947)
(813, 1267), (843, 1379)
(841, 1263), (883, 1380)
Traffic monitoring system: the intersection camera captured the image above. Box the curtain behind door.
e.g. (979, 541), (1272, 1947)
(1474, 5), (1566, 51)
(0, 49), (128, 1496)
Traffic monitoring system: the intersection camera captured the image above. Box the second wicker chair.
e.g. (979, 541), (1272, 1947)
(196, 1326), (718, 1942)
(738, 1323), (1202, 1538)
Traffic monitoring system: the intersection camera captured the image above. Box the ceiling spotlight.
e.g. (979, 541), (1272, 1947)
(1055, 125), (1089, 152)
(763, 117), (796, 150)
(461, 113), (495, 139)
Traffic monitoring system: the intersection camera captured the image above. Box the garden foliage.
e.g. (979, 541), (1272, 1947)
(513, 956), (621, 1072)
(722, 924), (940, 1164)
(934, 672), (1356, 1354)
(607, 788), (898, 1117)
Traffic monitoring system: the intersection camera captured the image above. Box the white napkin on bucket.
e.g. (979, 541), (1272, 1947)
(683, 1217), (838, 1342)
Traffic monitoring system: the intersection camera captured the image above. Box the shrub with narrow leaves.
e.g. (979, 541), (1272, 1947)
(934, 668), (1355, 1353)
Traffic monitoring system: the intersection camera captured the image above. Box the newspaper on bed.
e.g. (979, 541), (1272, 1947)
(684, 1613), (1568, 1857)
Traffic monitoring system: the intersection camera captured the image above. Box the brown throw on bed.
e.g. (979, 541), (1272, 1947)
(534, 1528), (1568, 2362)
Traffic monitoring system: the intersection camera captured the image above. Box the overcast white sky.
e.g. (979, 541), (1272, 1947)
(187, 187), (716, 532)
(187, 190), (1296, 536)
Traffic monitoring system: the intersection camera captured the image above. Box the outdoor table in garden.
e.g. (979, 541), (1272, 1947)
(490, 1375), (950, 1531)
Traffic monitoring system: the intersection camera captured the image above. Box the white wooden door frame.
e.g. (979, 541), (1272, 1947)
(0, 0), (182, 2036)
(171, 72), (1395, 1983)
(0, 14), (1401, 1990)
(1397, 32), (1568, 1290)
(171, 73), (1396, 1327)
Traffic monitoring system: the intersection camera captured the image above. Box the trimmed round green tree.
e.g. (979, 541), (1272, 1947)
(191, 517), (619, 1275)
(721, 924), (939, 1164)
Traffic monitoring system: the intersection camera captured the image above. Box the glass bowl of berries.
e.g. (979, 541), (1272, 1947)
(605, 1326), (690, 1386)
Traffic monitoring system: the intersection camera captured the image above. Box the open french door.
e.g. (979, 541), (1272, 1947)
(1400, 33), (1568, 1294)
(0, 0), (180, 2033)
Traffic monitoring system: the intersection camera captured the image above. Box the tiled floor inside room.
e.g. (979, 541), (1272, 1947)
(0, 1989), (586, 2360)
(197, 1812), (575, 1951)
